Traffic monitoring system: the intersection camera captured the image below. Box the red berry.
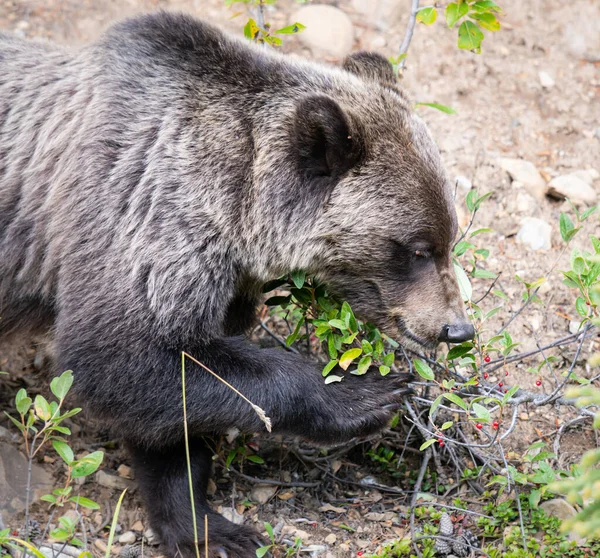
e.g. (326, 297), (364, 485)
(438, 438), (444, 446)
(492, 421), (499, 430)
(484, 355), (491, 363)
(498, 382), (503, 387)
(476, 423), (483, 430)
(483, 372), (489, 379)
(536, 380), (542, 386)
(505, 370), (509, 376)
(357, 553), (364, 557)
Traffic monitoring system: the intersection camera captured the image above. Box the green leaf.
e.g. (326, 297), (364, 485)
(4, 412), (26, 432)
(470, 227), (493, 237)
(15, 389), (32, 416)
(243, 18), (260, 41)
(264, 522), (274, 542)
(322, 359), (338, 377)
(454, 261), (473, 301)
(339, 348), (362, 370)
(262, 278), (287, 293)
(40, 494), (57, 505)
(471, 402), (491, 422)
(420, 439), (437, 451)
(559, 213), (575, 243)
(256, 546), (271, 558)
(413, 359), (435, 381)
(357, 356), (372, 375)
(263, 35), (283, 47)
(469, 12), (500, 31)
(471, 268), (497, 279)
(264, 295), (291, 307)
(576, 297), (588, 318)
(34, 395), (52, 422)
(443, 393), (468, 411)
(430, 394), (444, 416)
(290, 270), (306, 289)
(414, 102), (456, 115)
(275, 22), (306, 34)
(324, 374), (343, 384)
(247, 455), (265, 464)
(446, 2), (469, 27)
(454, 240), (475, 256)
(50, 370), (74, 401)
(446, 343), (474, 361)
(379, 365), (391, 376)
(458, 20), (484, 52)
(328, 319), (347, 331)
(69, 496), (100, 510)
(417, 7), (437, 25)
(327, 334), (337, 359)
(441, 421), (453, 431)
(471, 1), (501, 12)
(52, 439), (74, 465)
(285, 317), (305, 347)
(581, 206), (598, 221)
(71, 451), (104, 479)
(383, 352), (395, 367)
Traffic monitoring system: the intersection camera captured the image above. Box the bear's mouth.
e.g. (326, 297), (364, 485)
(396, 318), (438, 351)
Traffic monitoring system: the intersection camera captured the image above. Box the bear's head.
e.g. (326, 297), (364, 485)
(279, 52), (474, 352)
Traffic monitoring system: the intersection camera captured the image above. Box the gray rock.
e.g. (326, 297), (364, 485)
(96, 469), (136, 491)
(39, 544), (82, 558)
(291, 5), (354, 59)
(0, 442), (54, 517)
(351, 0), (405, 30)
(547, 174), (597, 205)
(143, 528), (160, 545)
(455, 175), (472, 192)
(540, 498), (577, 520)
(516, 218), (552, 251)
(538, 71), (555, 89)
(0, 426), (14, 443)
(251, 484), (277, 505)
(571, 169), (599, 185)
(220, 507), (244, 525)
(499, 158), (546, 199)
(118, 531), (137, 545)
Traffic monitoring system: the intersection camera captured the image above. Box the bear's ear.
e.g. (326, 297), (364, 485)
(343, 51), (397, 88)
(293, 95), (364, 180)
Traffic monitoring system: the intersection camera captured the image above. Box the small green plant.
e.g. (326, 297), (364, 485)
(1, 370), (104, 555)
(256, 522), (302, 557)
(416, 0), (502, 53)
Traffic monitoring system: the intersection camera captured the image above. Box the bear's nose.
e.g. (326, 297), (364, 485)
(438, 322), (475, 343)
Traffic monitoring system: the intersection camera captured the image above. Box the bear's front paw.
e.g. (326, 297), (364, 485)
(302, 370), (412, 444)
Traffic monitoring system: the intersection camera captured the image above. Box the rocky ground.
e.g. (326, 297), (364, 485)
(0, 0), (599, 557)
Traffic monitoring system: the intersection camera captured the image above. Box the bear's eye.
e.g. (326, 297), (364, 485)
(414, 249), (432, 260)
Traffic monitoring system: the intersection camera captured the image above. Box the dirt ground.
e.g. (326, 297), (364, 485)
(0, 0), (599, 556)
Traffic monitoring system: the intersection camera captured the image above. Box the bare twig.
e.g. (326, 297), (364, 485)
(398, 0), (420, 71)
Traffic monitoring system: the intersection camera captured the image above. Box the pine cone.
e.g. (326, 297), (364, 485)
(120, 544), (142, 558)
(17, 519), (41, 542)
(452, 530), (478, 557)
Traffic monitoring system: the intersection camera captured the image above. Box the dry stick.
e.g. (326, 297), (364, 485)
(182, 351), (272, 432)
(398, 0), (421, 71)
(410, 448), (431, 558)
(181, 353), (201, 558)
(204, 515), (208, 558)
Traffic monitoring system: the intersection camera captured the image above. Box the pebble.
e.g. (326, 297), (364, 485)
(499, 158), (546, 199)
(541, 499), (586, 546)
(569, 320), (582, 335)
(39, 545), (81, 558)
(519, 412), (529, 421)
(538, 71), (555, 88)
(571, 168), (599, 185)
(351, 0), (405, 30)
(516, 190), (536, 213)
(516, 217), (552, 251)
(325, 533), (337, 545)
(369, 35), (386, 49)
(94, 540), (108, 553)
(251, 484), (277, 505)
(0, 426), (14, 442)
(291, 5), (354, 59)
(130, 520), (144, 532)
(547, 174), (597, 205)
(282, 525), (310, 541)
(455, 175), (472, 192)
(339, 543), (351, 552)
(118, 531), (137, 545)
(117, 464), (132, 479)
(220, 507), (244, 526)
(96, 470), (136, 491)
(143, 528), (160, 545)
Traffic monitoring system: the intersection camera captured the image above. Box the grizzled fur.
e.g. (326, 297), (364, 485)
(0, 12), (469, 557)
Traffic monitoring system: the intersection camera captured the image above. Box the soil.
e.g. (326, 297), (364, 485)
(0, 0), (599, 557)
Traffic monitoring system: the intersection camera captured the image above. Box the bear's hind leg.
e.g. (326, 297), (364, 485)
(129, 438), (261, 558)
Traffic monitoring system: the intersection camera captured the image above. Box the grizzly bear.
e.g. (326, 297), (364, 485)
(0, 11), (473, 557)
